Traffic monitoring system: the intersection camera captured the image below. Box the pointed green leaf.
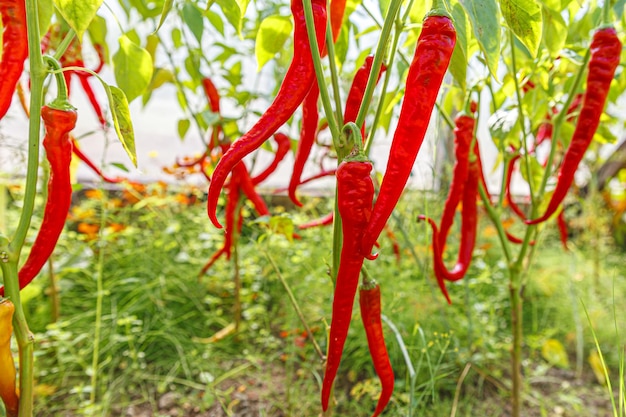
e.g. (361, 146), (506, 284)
(499, 0), (542, 57)
(461, 0), (500, 80)
(38, 0), (54, 37)
(449, 3), (468, 91)
(206, 9), (225, 36)
(255, 15), (293, 71)
(541, 6), (566, 55)
(53, 0), (103, 38)
(113, 35), (154, 103)
(178, 119), (191, 139)
(107, 86), (137, 166)
(214, 0), (243, 36)
(155, 0), (174, 33)
(182, 3), (204, 45)
(87, 15), (109, 63)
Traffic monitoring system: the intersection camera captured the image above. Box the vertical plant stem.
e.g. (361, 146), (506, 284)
(509, 265), (523, 417)
(90, 192), (108, 409)
(232, 209), (242, 332)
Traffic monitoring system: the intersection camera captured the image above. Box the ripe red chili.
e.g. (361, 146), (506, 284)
(330, 0), (347, 42)
(0, 105), (76, 297)
(202, 77), (222, 148)
(207, 0), (327, 228)
(556, 211), (568, 250)
(322, 158), (374, 411)
(362, 11), (456, 257)
(298, 211), (334, 230)
(359, 282), (394, 417)
(289, 84), (320, 206)
(252, 133), (291, 185)
(0, 299), (18, 417)
(526, 27), (621, 225)
(0, 0), (29, 120)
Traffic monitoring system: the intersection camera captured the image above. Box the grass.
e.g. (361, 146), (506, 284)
(1, 183), (625, 416)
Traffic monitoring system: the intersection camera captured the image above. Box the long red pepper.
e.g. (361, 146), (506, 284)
(0, 105), (76, 296)
(359, 282), (394, 417)
(202, 77), (222, 148)
(298, 211), (334, 229)
(252, 133), (291, 185)
(329, 0), (347, 42)
(289, 84), (320, 206)
(556, 211), (569, 250)
(526, 27), (621, 225)
(362, 10), (456, 257)
(322, 158), (374, 411)
(0, 0), (28, 120)
(207, 0), (327, 228)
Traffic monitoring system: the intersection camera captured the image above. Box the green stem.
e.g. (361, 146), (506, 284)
(509, 265), (523, 417)
(42, 56), (70, 104)
(52, 28), (76, 61)
(324, 18), (343, 128)
(477, 181), (513, 263)
(302, 0), (341, 146)
(354, 0), (403, 130)
(331, 189), (342, 282)
(264, 250), (325, 360)
(601, 0), (612, 26)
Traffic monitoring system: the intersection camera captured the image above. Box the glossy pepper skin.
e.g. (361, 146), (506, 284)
(0, 0), (29, 120)
(207, 0), (327, 228)
(289, 84), (320, 206)
(0, 299), (18, 417)
(526, 27), (621, 225)
(321, 159), (374, 411)
(359, 283), (394, 417)
(0, 106), (76, 297)
(362, 13), (456, 257)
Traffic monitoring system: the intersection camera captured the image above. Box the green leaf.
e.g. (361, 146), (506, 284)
(87, 15), (109, 63)
(182, 3), (204, 45)
(206, 9), (225, 36)
(38, 0), (54, 37)
(541, 339), (569, 368)
(449, 3), (468, 91)
(171, 28), (183, 48)
(155, 0), (174, 33)
(113, 35), (154, 103)
(53, 0), (103, 39)
(178, 119), (191, 139)
(541, 6), (566, 55)
(461, 0), (500, 80)
(107, 86), (137, 166)
(499, 0), (542, 57)
(255, 15), (293, 71)
(214, 0), (246, 37)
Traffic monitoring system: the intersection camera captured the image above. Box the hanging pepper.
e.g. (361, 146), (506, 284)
(0, 104), (76, 296)
(252, 133), (291, 185)
(362, 7), (456, 257)
(526, 27), (621, 225)
(0, 299), (18, 417)
(329, 0), (347, 42)
(289, 84), (320, 206)
(298, 211), (334, 229)
(556, 211), (569, 250)
(322, 157), (374, 411)
(207, 0), (327, 228)
(0, 0), (28, 120)
(359, 282), (394, 417)
(202, 77), (222, 149)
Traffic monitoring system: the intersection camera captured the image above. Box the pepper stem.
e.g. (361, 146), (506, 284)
(42, 56), (75, 110)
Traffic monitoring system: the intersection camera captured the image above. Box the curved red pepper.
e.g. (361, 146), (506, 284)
(252, 133), (291, 185)
(359, 283), (394, 417)
(0, 106), (76, 296)
(0, 0), (28, 120)
(289, 84), (320, 206)
(526, 27), (621, 225)
(207, 0), (327, 228)
(322, 159), (374, 411)
(202, 77), (222, 149)
(71, 138), (124, 183)
(362, 13), (456, 257)
(298, 211), (334, 229)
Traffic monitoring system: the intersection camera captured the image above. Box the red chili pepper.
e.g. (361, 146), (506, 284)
(289, 84), (320, 206)
(329, 0), (347, 42)
(207, 0), (327, 228)
(71, 137), (124, 183)
(77, 71), (106, 127)
(0, 105), (76, 296)
(359, 282), (394, 417)
(298, 211), (334, 229)
(0, 299), (18, 417)
(343, 55), (386, 140)
(321, 158), (374, 411)
(362, 10), (456, 257)
(202, 77), (222, 148)
(0, 0), (28, 120)
(526, 27), (621, 225)
(252, 133), (291, 185)
(237, 163), (270, 216)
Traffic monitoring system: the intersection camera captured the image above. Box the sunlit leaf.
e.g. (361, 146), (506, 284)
(461, 0), (500, 79)
(107, 86), (137, 166)
(38, 0), (54, 37)
(182, 2), (204, 45)
(449, 3), (468, 91)
(178, 119), (191, 140)
(113, 35), (154, 103)
(541, 6), (567, 55)
(541, 339), (569, 368)
(255, 15), (293, 71)
(53, 0), (103, 38)
(500, 0), (542, 57)
(155, 0), (173, 33)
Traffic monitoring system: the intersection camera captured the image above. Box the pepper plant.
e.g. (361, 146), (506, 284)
(0, 0), (624, 416)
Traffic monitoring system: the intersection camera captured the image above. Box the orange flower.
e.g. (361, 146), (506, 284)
(77, 223), (99, 240)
